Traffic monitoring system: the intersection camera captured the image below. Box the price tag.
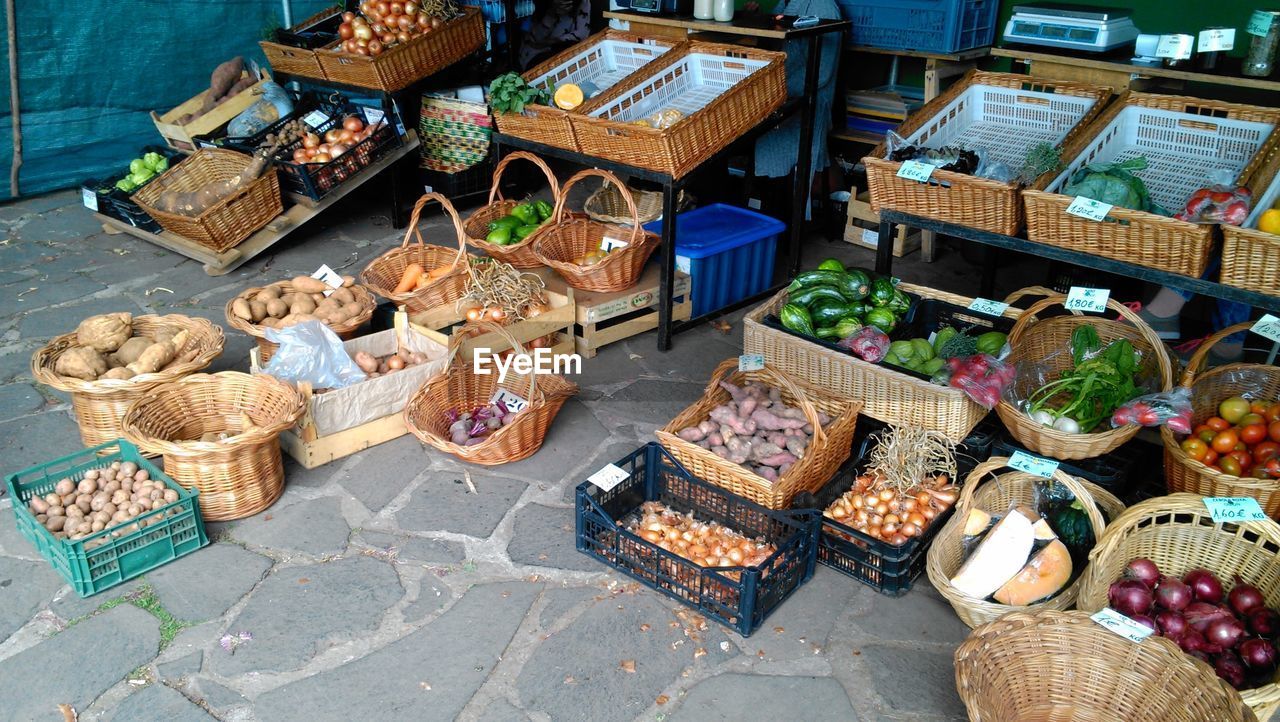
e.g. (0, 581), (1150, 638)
(81, 188), (99, 212)
(1065, 196), (1114, 222)
(1008, 450), (1059, 479)
(588, 463), (630, 492)
(364, 107), (386, 126)
(738, 354), (765, 372)
(860, 227), (879, 247)
(490, 388), (528, 414)
(896, 160), (935, 183)
(310, 264), (345, 297)
(967, 297), (1009, 317)
(1249, 9), (1276, 37)
(301, 110), (330, 130)
(1091, 608), (1154, 643)
(600, 236), (630, 252)
(1198, 28), (1236, 52)
(1204, 497), (1269, 523)
(1155, 34), (1194, 60)
(1065, 286), (1110, 314)
(1250, 314), (1280, 344)
(747, 198), (762, 210)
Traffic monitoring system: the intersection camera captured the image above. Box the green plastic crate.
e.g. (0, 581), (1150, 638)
(5, 440), (209, 597)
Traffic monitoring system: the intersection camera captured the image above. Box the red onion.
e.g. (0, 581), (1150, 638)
(1130, 614), (1157, 632)
(1215, 652), (1248, 689)
(1239, 638), (1279, 671)
(1179, 629), (1208, 654)
(1156, 610), (1188, 639)
(1249, 608), (1280, 638)
(1154, 576), (1193, 612)
(1206, 617), (1247, 650)
(1109, 579), (1155, 617)
(1189, 650), (1213, 664)
(1229, 576), (1266, 617)
(1184, 568), (1225, 604)
(1123, 557), (1161, 588)
(1185, 602), (1234, 632)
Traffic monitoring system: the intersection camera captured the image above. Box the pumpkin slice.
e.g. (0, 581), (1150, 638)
(951, 511), (1034, 600)
(962, 509), (992, 537)
(1031, 518), (1058, 541)
(992, 539), (1073, 606)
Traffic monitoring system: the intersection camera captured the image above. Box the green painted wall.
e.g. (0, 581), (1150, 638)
(997, 0), (1257, 58)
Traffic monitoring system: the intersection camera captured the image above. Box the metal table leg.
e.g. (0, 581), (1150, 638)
(875, 219), (894, 276)
(787, 36), (822, 275)
(657, 183), (678, 351)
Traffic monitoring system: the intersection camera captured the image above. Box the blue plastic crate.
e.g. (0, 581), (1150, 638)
(644, 204), (784, 318)
(576, 443), (819, 637)
(837, 0), (999, 53)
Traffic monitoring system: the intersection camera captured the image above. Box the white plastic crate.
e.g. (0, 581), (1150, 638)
(530, 38), (673, 96)
(589, 51), (773, 124)
(1044, 105), (1276, 213)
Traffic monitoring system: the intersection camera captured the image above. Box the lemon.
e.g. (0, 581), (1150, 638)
(1260, 209), (1280, 236)
(553, 84), (584, 110)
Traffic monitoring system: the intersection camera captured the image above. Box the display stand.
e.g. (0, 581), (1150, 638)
(992, 46), (1280, 93)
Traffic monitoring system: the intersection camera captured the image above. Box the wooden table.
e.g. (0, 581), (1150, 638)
(604, 9), (847, 40)
(992, 46), (1280, 94)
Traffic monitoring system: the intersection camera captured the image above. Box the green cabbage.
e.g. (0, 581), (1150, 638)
(1061, 157), (1168, 215)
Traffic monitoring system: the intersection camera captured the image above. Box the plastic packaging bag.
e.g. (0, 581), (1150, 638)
(1175, 184), (1252, 225)
(884, 131), (982, 175)
(947, 354), (1016, 409)
(837, 326), (889, 363)
(1110, 387), (1194, 433)
(262, 320), (366, 389)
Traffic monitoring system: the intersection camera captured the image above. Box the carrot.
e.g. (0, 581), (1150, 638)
(394, 263), (425, 294)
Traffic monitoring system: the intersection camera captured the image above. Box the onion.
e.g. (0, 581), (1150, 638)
(329, 143), (349, 157)
(1123, 558), (1161, 588)
(339, 22), (354, 39)
(1184, 568), (1225, 604)
(1156, 610), (1188, 639)
(1109, 579), (1154, 617)
(1206, 617), (1247, 650)
(1154, 576), (1193, 612)
(1230, 576), (1266, 617)
(1240, 638), (1279, 671)
(1130, 614), (1157, 633)
(1215, 652), (1248, 689)
(1180, 629), (1208, 654)
(1250, 608), (1280, 638)
(354, 24), (374, 41)
(1186, 602), (1234, 632)
(344, 116), (364, 133)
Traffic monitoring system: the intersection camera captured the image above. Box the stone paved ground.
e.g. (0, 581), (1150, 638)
(0, 188), (1027, 721)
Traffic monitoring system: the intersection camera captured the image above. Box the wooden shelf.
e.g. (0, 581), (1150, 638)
(831, 129), (885, 145)
(848, 45), (989, 62)
(991, 47), (1280, 93)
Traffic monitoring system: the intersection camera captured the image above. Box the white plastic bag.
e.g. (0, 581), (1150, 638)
(263, 320), (366, 389)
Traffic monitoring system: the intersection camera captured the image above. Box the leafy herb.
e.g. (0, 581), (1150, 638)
(1030, 335), (1141, 432)
(1018, 142), (1061, 184)
(488, 73), (550, 115)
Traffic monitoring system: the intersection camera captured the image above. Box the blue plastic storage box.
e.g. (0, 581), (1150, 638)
(837, 0), (999, 53)
(644, 204), (784, 318)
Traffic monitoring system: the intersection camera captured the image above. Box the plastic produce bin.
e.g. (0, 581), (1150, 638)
(644, 204), (784, 318)
(836, 0), (999, 53)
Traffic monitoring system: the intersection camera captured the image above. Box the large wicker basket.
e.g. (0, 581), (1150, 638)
(926, 457), (1125, 629)
(314, 6), (485, 92)
(121, 372), (305, 522)
(1162, 322), (1280, 517)
(31, 315), (225, 450)
(131, 148), (283, 253)
(257, 5), (335, 80)
(361, 192), (475, 315)
(461, 151), (559, 269)
(1024, 92), (1280, 278)
(1077, 493), (1280, 719)
(223, 281), (377, 365)
(955, 609), (1257, 722)
(995, 292), (1173, 460)
(656, 358), (861, 510)
(1223, 149), (1280, 296)
(403, 321), (577, 465)
(865, 71), (1111, 236)
(532, 169), (660, 292)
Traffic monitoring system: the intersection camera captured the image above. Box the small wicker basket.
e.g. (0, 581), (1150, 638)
(995, 292), (1173, 460)
(223, 281), (376, 365)
(532, 168), (660, 292)
(583, 181), (688, 226)
(461, 151), (559, 269)
(31, 315), (225, 451)
(955, 609), (1257, 722)
(121, 372), (305, 522)
(926, 457), (1125, 629)
(403, 321), (578, 465)
(361, 192), (475, 315)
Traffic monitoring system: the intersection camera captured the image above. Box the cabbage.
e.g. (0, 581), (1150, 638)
(1062, 156), (1168, 215)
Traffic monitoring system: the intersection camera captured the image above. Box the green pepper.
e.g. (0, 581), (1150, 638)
(510, 202), (539, 225)
(489, 215), (522, 233)
(976, 331), (1008, 357)
(513, 224), (540, 240)
(486, 227), (512, 245)
(817, 258), (844, 272)
(932, 326), (959, 355)
(533, 199), (553, 221)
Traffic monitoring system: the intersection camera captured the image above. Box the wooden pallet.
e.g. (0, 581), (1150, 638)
(542, 264), (692, 359)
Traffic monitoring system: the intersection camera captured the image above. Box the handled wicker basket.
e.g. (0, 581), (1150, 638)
(1076, 493), (1280, 719)
(955, 609), (1257, 722)
(361, 192), (475, 315)
(461, 152), (559, 269)
(404, 320), (578, 465)
(121, 372), (305, 522)
(532, 168), (660, 292)
(31, 315), (225, 450)
(656, 358), (861, 510)
(926, 457), (1125, 629)
(995, 292), (1174, 460)
(224, 281), (376, 365)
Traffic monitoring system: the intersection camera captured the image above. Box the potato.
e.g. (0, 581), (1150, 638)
(76, 312), (132, 353)
(121, 461), (137, 476)
(163, 489), (179, 504)
(66, 505), (84, 519)
(91, 520), (106, 533)
(45, 515), (66, 532)
(29, 497), (48, 514)
(44, 493), (60, 507)
(265, 298), (288, 318)
(47, 504), (64, 517)
(249, 300), (268, 322)
(54, 478), (74, 496)
(290, 275), (331, 294)
(331, 287), (355, 304)
(254, 287), (279, 304)
(231, 298), (254, 321)
(113, 337), (154, 367)
(61, 492), (76, 506)
(259, 317), (280, 329)
(55, 346), (107, 381)
(279, 292), (298, 306)
(289, 296), (317, 315)
(101, 367), (135, 381)
(353, 351), (378, 374)
(135, 469), (149, 482)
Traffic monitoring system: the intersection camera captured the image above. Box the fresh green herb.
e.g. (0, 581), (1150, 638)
(1029, 336), (1141, 432)
(1019, 142), (1061, 185)
(488, 73), (550, 115)
(1070, 325), (1100, 365)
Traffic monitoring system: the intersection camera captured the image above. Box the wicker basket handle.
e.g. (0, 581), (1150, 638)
(1181, 321), (1256, 386)
(552, 168), (642, 245)
(447, 319), (541, 404)
(706, 358), (826, 447)
(958, 456), (1107, 539)
(399, 192), (468, 260)
(488, 151), (560, 205)
(1002, 286), (1080, 312)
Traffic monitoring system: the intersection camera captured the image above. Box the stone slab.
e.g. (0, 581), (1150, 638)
(851, 581), (972, 646)
(488, 398), (609, 483)
(0, 382), (47, 419)
(157, 650), (203, 681)
(49, 579), (143, 622)
(0, 556), (63, 640)
(860, 643), (965, 715)
(191, 678), (248, 710)
(355, 530), (466, 565)
(538, 586), (600, 629)
(337, 436), (431, 512)
(669, 673), (858, 721)
(402, 577), (452, 624)
(596, 378), (705, 426)
(106, 683), (213, 722)
(747, 567), (859, 662)
(233, 497), (351, 557)
(0, 409), (83, 478)
(476, 698), (529, 722)
(145, 543), (273, 622)
(507, 503), (598, 572)
(395, 470), (526, 539)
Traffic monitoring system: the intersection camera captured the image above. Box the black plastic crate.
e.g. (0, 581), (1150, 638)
(79, 145), (184, 233)
(274, 103), (403, 201)
(883, 296), (1016, 382)
(273, 4), (351, 49)
(576, 443), (820, 637)
(991, 432), (1158, 504)
(190, 90), (329, 151)
(421, 151), (495, 203)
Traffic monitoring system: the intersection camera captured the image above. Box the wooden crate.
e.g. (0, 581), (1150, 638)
(843, 181), (921, 258)
(151, 69), (273, 152)
(409, 271), (576, 358)
(544, 264), (692, 359)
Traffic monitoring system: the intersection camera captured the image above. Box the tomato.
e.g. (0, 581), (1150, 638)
(1199, 429), (1218, 444)
(1265, 458), (1280, 479)
(1181, 438), (1210, 462)
(1195, 423), (1213, 435)
(1220, 397), (1252, 424)
(1252, 401), (1270, 416)
(1213, 429), (1241, 454)
(1254, 441), (1280, 462)
(1254, 465), (1272, 479)
(1242, 423), (1269, 445)
(1207, 417), (1232, 432)
(1203, 449), (1220, 466)
(1271, 420), (1280, 443)
(1230, 449), (1254, 471)
(1267, 403), (1280, 423)
(1242, 413), (1267, 427)
(1221, 456), (1244, 477)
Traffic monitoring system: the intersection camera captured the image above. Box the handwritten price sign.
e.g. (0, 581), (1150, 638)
(1008, 450), (1059, 479)
(490, 389), (529, 414)
(1065, 196), (1114, 222)
(1204, 497), (1268, 523)
(588, 463), (630, 492)
(896, 160), (935, 183)
(1250, 314), (1280, 344)
(1092, 608), (1154, 642)
(1249, 9), (1276, 37)
(967, 298), (1009, 317)
(1065, 287), (1110, 313)
(738, 354), (765, 372)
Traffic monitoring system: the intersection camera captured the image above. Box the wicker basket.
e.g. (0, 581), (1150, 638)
(31, 315), (225, 451)
(258, 5), (336, 80)
(223, 281), (377, 365)
(1077, 493), (1280, 719)
(1024, 92), (1280, 278)
(461, 151), (559, 268)
(584, 181), (689, 226)
(403, 321), (578, 464)
(1161, 322), (1280, 517)
(955, 609), (1257, 722)
(491, 29), (679, 152)
(743, 282), (1022, 442)
(865, 71), (1110, 236)
(532, 169), (660, 292)
(1223, 150), (1280, 295)
(361, 192), (475, 315)
(121, 372), (305, 522)
(572, 42), (786, 178)
(926, 457), (1125, 629)
(995, 292), (1173, 460)
(314, 6), (485, 92)
(656, 358), (860, 510)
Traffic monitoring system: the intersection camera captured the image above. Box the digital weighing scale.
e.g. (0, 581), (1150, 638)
(1003, 3), (1140, 52)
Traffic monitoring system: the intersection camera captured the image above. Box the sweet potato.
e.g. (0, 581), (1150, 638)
(231, 298), (253, 321)
(127, 342), (177, 375)
(101, 367), (136, 381)
(55, 347), (107, 381)
(330, 287), (355, 305)
(111, 337), (154, 367)
(265, 298), (288, 318)
(209, 57), (245, 99)
(76, 313), (132, 353)
(255, 286), (280, 302)
(248, 300), (268, 322)
(290, 276), (331, 294)
(155, 148), (273, 218)
(289, 296), (317, 316)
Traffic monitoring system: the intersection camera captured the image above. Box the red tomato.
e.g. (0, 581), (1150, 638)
(1203, 449), (1220, 466)
(1213, 429), (1241, 454)
(1229, 449), (1254, 471)
(1271, 420), (1280, 444)
(1242, 424), (1269, 445)
(1254, 441), (1280, 462)
(1181, 438), (1209, 462)
(1242, 413), (1267, 427)
(1207, 417), (1231, 432)
(1265, 458), (1280, 478)
(1195, 423), (1214, 436)
(1254, 465), (1272, 479)
(1221, 456), (1243, 477)
(1252, 401), (1270, 416)
(1199, 429), (1218, 444)
(1266, 403), (1280, 423)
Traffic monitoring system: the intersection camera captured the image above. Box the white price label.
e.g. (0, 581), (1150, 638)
(1198, 28), (1235, 52)
(896, 160), (935, 183)
(310, 264), (345, 297)
(747, 198), (762, 210)
(860, 227), (879, 247)
(1155, 34), (1194, 59)
(1065, 286), (1110, 313)
(301, 110), (330, 129)
(738, 354), (765, 372)
(1250, 314), (1280, 343)
(588, 463), (630, 492)
(365, 107), (386, 126)
(1092, 608), (1154, 642)
(1008, 450), (1059, 479)
(600, 236), (630, 252)
(1065, 196), (1114, 222)
(967, 297), (1009, 317)
(1249, 9), (1276, 37)
(82, 188), (99, 212)
(490, 388), (528, 414)
(1205, 497), (1269, 523)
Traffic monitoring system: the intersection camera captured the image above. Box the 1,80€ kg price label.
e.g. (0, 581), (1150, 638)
(1064, 287), (1110, 313)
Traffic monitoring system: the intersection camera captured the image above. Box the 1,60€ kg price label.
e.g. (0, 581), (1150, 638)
(1204, 497), (1268, 523)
